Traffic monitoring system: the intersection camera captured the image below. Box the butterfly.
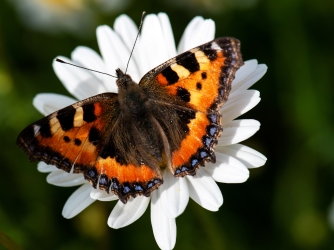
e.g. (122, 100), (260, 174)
(17, 37), (243, 203)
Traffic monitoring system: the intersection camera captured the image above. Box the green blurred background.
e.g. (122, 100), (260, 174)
(1, 0), (333, 249)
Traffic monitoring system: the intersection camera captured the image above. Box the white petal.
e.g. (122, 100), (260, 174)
(90, 188), (118, 201)
(151, 191), (176, 250)
(114, 14), (139, 53)
(97, 25), (128, 70)
(232, 59), (258, 90)
(62, 183), (95, 219)
(221, 90), (261, 125)
(219, 119), (260, 146)
(113, 14), (146, 78)
(37, 162), (58, 173)
(47, 170), (86, 187)
(186, 168), (223, 211)
(216, 144), (267, 169)
(71, 46), (109, 91)
(177, 17), (215, 53)
(188, 18), (215, 48)
(178, 16), (203, 53)
(53, 56), (105, 100)
(236, 64), (268, 91)
(140, 14), (171, 72)
(158, 13), (177, 58)
(231, 64), (268, 93)
(159, 170), (189, 218)
(33, 93), (76, 115)
(97, 25), (139, 88)
(204, 153), (249, 183)
(107, 196), (150, 229)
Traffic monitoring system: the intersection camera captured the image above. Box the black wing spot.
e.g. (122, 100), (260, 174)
(161, 66), (179, 85)
(88, 127), (100, 146)
(74, 138), (82, 146)
(83, 103), (97, 122)
(176, 51), (199, 73)
(201, 72), (207, 79)
(176, 87), (191, 102)
(39, 122), (52, 138)
(196, 82), (202, 90)
(202, 46), (217, 61)
(63, 136), (70, 143)
(57, 105), (76, 131)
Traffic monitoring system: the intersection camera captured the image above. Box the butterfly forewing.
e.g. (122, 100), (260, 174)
(139, 37), (243, 176)
(17, 92), (164, 203)
(17, 93), (115, 169)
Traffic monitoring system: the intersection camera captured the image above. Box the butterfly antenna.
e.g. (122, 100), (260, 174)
(124, 11), (146, 74)
(55, 58), (117, 78)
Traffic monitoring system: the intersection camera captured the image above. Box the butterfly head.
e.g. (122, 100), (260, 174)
(115, 68), (134, 89)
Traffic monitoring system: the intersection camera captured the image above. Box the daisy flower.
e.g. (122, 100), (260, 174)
(35, 13), (267, 250)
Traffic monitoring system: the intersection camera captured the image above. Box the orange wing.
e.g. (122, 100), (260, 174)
(140, 37), (243, 176)
(17, 93), (162, 203)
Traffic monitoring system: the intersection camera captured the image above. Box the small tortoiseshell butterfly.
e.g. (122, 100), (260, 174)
(17, 37), (243, 203)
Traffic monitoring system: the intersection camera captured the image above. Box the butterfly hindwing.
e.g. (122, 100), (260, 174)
(140, 37), (243, 176)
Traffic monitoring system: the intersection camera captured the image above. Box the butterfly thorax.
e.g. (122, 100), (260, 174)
(114, 69), (164, 165)
(116, 69), (149, 116)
